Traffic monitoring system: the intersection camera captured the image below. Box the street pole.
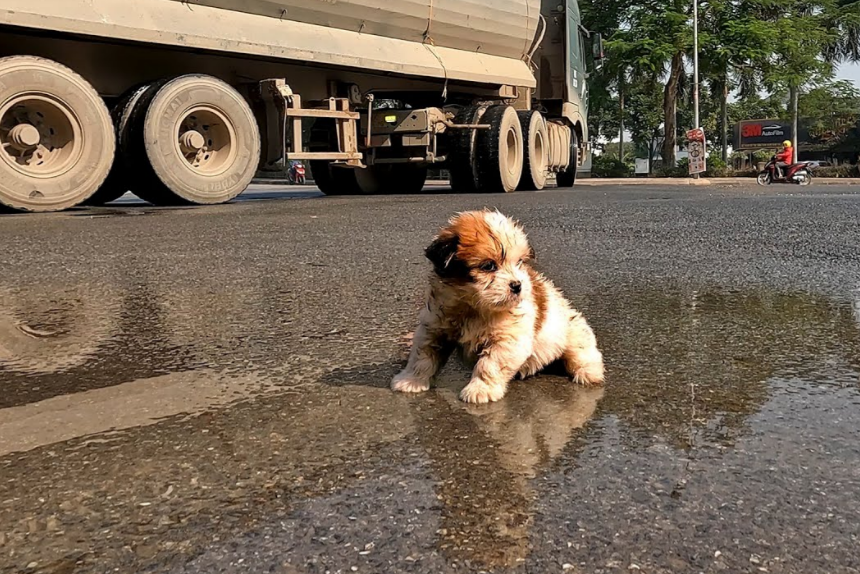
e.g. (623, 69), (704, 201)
(693, 0), (699, 130)
(692, 0), (700, 178)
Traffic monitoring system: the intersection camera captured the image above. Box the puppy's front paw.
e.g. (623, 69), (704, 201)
(459, 379), (506, 404)
(391, 371), (430, 394)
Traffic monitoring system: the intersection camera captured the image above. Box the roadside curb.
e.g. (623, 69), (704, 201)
(577, 177), (860, 187)
(249, 176), (860, 188)
(577, 178), (712, 186)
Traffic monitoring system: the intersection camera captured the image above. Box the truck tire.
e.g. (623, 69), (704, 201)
(447, 105), (483, 192)
(474, 105), (523, 193)
(311, 162), (362, 195)
(355, 164), (428, 194)
(517, 110), (549, 191)
(85, 84), (154, 205)
(130, 75), (260, 205)
(0, 56), (114, 212)
(556, 129), (579, 188)
(308, 118), (362, 196)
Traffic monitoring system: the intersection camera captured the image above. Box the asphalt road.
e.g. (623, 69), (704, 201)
(2, 183), (860, 574)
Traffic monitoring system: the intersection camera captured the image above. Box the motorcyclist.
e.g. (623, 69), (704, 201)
(775, 140), (793, 179)
(288, 160), (304, 183)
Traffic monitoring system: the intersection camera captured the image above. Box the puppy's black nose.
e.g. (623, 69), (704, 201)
(510, 281), (522, 295)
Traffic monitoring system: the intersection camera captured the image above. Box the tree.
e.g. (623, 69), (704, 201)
(581, 0), (633, 157)
(626, 81), (666, 173)
(699, 0), (772, 162)
(799, 79), (860, 119)
(798, 80), (860, 155)
(728, 93), (786, 124)
(822, 0), (860, 63)
(611, 0), (691, 167)
(754, 0), (856, 162)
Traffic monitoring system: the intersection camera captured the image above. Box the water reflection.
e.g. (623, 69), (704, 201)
(416, 382), (603, 568)
(595, 289), (860, 449)
(1, 282), (859, 573)
(0, 285), (119, 375)
(0, 282), (202, 408)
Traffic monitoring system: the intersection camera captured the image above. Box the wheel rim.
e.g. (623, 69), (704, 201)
(798, 172), (811, 186)
(534, 129), (547, 171)
(504, 125), (520, 178)
(174, 105), (237, 176)
(0, 94), (83, 179)
(757, 173), (770, 185)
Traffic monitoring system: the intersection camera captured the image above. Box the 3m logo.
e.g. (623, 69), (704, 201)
(741, 124), (763, 138)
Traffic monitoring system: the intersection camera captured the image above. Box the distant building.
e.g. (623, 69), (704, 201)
(734, 117), (860, 165)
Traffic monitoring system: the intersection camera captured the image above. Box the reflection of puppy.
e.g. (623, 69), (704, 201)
(392, 210), (604, 403)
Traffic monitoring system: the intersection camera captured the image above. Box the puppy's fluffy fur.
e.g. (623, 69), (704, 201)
(392, 210), (604, 404)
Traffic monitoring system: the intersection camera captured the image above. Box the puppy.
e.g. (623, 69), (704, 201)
(392, 210), (604, 404)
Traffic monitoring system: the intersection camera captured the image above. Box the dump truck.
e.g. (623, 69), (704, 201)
(0, 0), (603, 212)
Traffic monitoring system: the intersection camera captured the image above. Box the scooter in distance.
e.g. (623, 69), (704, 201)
(757, 156), (813, 186)
(288, 162), (306, 185)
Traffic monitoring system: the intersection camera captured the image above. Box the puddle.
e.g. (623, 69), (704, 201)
(0, 369), (277, 457)
(0, 285), (858, 573)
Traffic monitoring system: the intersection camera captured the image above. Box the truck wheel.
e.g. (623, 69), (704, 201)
(448, 105), (484, 192)
(475, 105), (523, 193)
(311, 161), (362, 195)
(517, 110), (549, 191)
(394, 165), (428, 194)
(131, 75), (260, 205)
(308, 118), (362, 196)
(0, 56), (114, 212)
(85, 84), (154, 205)
(355, 164), (428, 194)
(556, 130), (579, 188)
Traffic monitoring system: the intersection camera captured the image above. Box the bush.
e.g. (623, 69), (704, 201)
(592, 155), (632, 178)
(753, 150), (774, 164)
(706, 156), (730, 177)
(812, 165), (859, 178)
(731, 169), (758, 178)
(655, 157), (689, 178)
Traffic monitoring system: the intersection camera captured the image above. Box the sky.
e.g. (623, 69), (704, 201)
(837, 62), (860, 85)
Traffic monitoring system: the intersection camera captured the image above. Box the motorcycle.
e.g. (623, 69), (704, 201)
(288, 162), (306, 185)
(757, 156), (813, 186)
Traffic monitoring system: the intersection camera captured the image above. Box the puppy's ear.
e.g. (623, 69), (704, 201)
(425, 233), (462, 277)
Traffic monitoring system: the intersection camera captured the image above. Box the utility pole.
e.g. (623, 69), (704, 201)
(693, 0), (699, 130)
(692, 0), (700, 178)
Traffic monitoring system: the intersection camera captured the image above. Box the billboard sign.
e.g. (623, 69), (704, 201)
(735, 119), (792, 150)
(687, 128), (706, 174)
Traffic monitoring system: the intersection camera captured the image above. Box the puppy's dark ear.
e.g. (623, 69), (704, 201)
(425, 233), (462, 277)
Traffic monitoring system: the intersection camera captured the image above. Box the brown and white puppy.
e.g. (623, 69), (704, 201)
(392, 210), (604, 404)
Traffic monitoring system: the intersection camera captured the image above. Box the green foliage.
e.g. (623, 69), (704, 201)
(625, 80), (665, 169)
(729, 94), (786, 123)
(656, 157), (690, 178)
(599, 141), (637, 163)
(799, 80), (860, 119)
(706, 156), (730, 177)
(579, 0), (860, 165)
(813, 165), (859, 178)
(753, 150), (774, 164)
(592, 154), (632, 178)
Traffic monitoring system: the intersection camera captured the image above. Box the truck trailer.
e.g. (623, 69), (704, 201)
(0, 0), (602, 211)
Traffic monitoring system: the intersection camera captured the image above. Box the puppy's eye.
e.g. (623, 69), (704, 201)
(479, 261), (498, 273)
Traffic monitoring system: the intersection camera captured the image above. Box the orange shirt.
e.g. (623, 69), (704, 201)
(776, 147), (793, 163)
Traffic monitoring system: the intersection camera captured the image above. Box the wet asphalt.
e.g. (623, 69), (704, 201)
(1, 183), (860, 574)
